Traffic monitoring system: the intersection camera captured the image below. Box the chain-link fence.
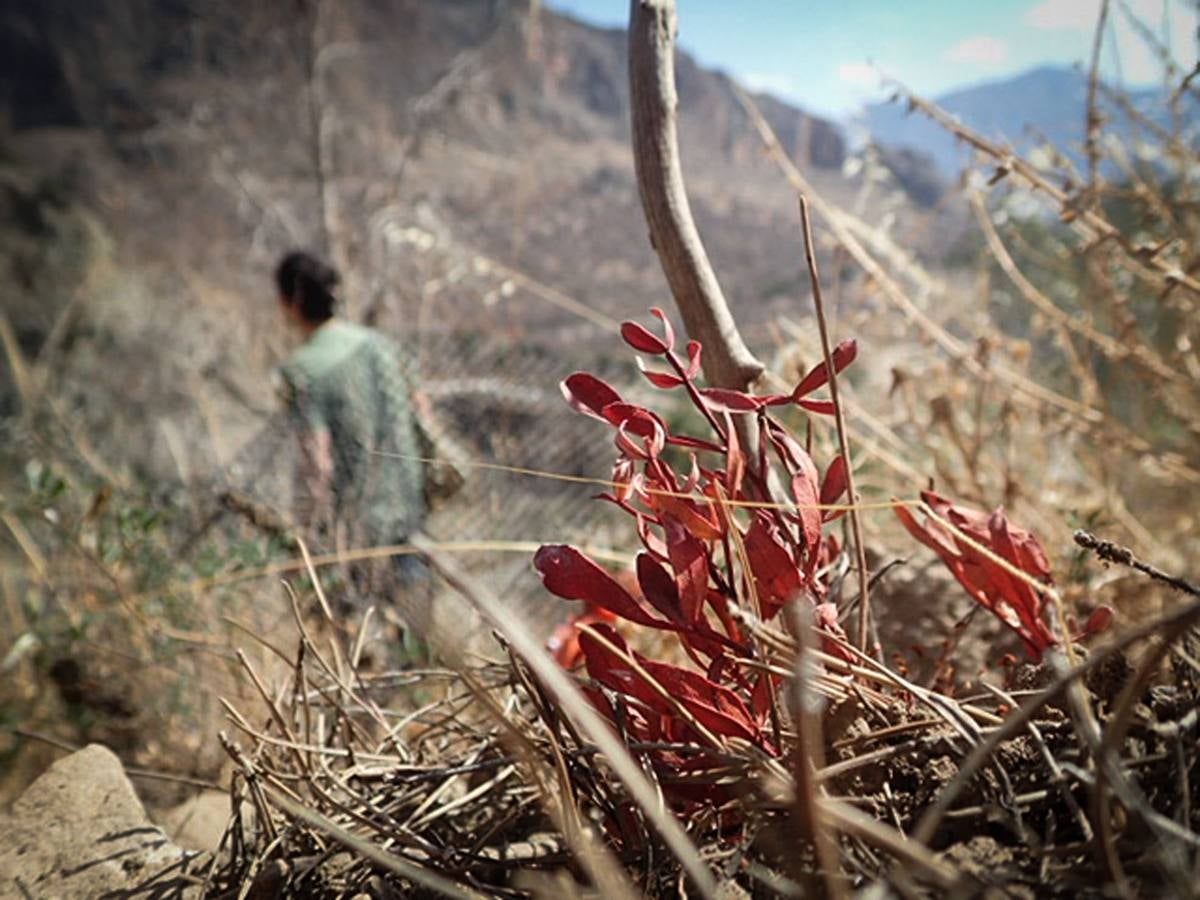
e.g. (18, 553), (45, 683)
(208, 311), (638, 652)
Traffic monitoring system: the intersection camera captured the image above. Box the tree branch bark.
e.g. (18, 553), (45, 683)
(627, 0), (763, 391)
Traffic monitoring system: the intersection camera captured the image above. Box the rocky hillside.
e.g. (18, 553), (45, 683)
(0, 0), (876, 480)
(0, 0), (847, 321)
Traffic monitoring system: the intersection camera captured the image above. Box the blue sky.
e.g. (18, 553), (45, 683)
(547, 0), (1199, 118)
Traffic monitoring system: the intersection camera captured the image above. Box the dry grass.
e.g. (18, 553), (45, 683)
(199, 536), (1200, 897)
(3, 6), (1200, 898)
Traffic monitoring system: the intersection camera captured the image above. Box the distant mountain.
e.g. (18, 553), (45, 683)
(864, 65), (1192, 176)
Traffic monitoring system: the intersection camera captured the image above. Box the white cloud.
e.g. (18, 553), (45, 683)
(1024, 0), (1102, 31)
(743, 72), (799, 97)
(943, 35), (1010, 65)
(1024, 0), (1198, 84)
(1118, 1), (1200, 81)
(836, 61), (879, 88)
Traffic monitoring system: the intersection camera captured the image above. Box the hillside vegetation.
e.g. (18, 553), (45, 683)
(2, 1), (1199, 897)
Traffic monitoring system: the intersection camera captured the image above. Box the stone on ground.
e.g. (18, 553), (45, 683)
(0, 744), (207, 899)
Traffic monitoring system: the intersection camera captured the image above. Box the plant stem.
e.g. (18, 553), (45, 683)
(797, 196), (873, 652)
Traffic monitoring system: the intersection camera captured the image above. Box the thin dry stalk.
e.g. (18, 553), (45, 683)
(415, 534), (720, 898)
(737, 84), (1200, 484)
(1090, 622), (1200, 884)
(1084, 0), (1112, 203)
(798, 196), (873, 652)
(977, 682), (1093, 841)
(1074, 530), (1200, 598)
(884, 79), (1200, 304)
(455, 666), (641, 900)
(785, 602), (847, 900)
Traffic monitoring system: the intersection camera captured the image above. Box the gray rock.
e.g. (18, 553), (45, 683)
(0, 744), (207, 899)
(162, 789), (232, 854)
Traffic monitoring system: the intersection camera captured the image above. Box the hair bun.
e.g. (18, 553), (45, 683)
(275, 251), (340, 323)
(316, 261), (340, 289)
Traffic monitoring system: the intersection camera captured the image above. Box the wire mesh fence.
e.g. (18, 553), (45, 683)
(205, 313), (638, 650)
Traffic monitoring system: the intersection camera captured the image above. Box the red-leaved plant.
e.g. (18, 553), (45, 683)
(895, 490), (1111, 661)
(534, 309), (856, 801)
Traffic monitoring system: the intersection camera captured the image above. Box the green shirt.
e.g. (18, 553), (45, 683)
(278, 320), (427, 544)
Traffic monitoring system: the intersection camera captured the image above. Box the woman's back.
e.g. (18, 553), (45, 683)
(280, 320), (426, 546)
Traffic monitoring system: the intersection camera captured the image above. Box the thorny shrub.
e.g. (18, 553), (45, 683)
(534, 310), (1108, 806)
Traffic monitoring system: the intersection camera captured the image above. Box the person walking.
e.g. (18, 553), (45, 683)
(273, 250), (449, 650)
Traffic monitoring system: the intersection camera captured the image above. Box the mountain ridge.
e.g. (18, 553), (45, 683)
(863, 63), (1190, 175)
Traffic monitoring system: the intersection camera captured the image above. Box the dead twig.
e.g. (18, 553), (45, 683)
(798, 196), (873, 652)
(912, 595), (1200, 846)
(415, 533), (720, 898)
(627, 0), (763, 392)
(1074, 530), (1200, 598)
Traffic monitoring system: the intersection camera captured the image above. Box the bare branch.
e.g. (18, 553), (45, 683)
(627, 0), (763, 391)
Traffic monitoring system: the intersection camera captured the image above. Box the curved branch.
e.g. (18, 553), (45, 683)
(627, 0), (763, 391)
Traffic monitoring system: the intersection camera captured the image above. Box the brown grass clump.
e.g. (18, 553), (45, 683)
(205, 540), (1200, 897)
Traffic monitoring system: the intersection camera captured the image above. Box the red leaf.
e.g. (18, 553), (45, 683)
(813, 601), (854, 662)
(750, 671), (780, 721)
(612, 457), (637, 502)
(759, 393), (794, 408)
(601, 402), (666, 437)
(766, 425), (812, 480)
(577, 625), (665, 704)
(645, 486), (724, 541)
(817, 531), (841, 570)
(743, 513), (803, 618)
(985, 510), (1057, 655)
(637, 513), (670, 559)
(820, 454), (849, 516)
(638, 356), (685, 389)
(638, 656), (762, 743)
(790, 445), (823, 553)
(534, 545), (668, 629)
(684, 341), (702, 378)
(649, 307), (676, 351)
(792, 339), (857, 400)
(636, 552), (683, 622)
(663, 515), (709, 624)
(562, 373), (623, 420)
(797, 398), (837, 416)
(681, 454), (701, 495)
(547, 620), (584, 668)
(622, 321), (669, 354)
(605, 404), (667, 458)
(698, 388), (764, 413)
(894, 492), (1059, 660)
(894, 501), (958, 558)
(724, 414), (746, 499)
(616, 422), (658, 461)
(1082, 605), (1114, 637)
(547, 607), (617, 669)
(578, 626), (764, 745)
(820, 458), (849, 508)
(666, 433), (725, 453)
(706, 587), (743, 643)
